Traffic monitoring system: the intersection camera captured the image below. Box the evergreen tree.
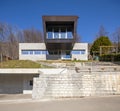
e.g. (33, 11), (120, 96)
(90, 36), (112, 56)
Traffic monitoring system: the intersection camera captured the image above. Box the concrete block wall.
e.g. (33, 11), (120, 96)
(19, 43), (46, 61)
(32, 72), (120, 99)
(72, 43), (88, 60)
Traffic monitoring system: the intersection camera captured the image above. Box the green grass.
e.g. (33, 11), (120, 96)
(0, 60), (42, 68)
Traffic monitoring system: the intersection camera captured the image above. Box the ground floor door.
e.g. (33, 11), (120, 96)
(46, 50), (71, 60)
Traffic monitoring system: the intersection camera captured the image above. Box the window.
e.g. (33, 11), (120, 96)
(67, 27), (73, 38)
(34, 50), (46, 55)
(22, 50), (34, 55)
(61, 28), (66, 39)
(47, 32), (53, 39)
(41, 50), (47, 54)
(47, 50), (60, 55)
(54, 27), (59, 39)
(72, 50), (80, 54)
(29, 80), (33, 86)
(66, 55), (71, 59)
(81, 50), (85, 54)
(67, 32), (73, 38)
(48, 51), (54, 55)
(54, 51), (58, 55)
(22, 50), (29, 55)
(46, 51), (49, 55)
(72, 50), (85, 55)
(21, 50), (46, 55)
(47, 27), (53, 39)
(29, 50), (34, 55)
(34, 50), (41, 55)
(46, 26), (74, 39)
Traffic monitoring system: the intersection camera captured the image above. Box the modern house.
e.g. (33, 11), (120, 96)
(0, 16), (88, 95)
(1, 16), (120, 97)
(19, 16), (88, 61)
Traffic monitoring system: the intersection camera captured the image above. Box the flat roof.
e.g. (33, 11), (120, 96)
(42, 15), (79, 22)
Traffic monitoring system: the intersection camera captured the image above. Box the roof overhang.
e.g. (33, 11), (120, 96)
(42, 15), (79, 22)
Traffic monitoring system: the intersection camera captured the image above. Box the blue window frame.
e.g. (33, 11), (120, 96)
(34, 50), (47, 55)
(34, 50), (41, 55)
(54, 33), (59, 38)
(46, 27), (74, 39)
(47, 32), (53, 39)
(22, 50), (46, 55)
(81, 50), (85, 54)
(67, 28), (73, 39)
(72, 50), (80, 54)
(41, 51), (46, 54)
(61, 32), (66, 38)
(22, 50), (29, 55)
(67, 32), (73, 38)
(29, 50), (34, 55)
(72, 50), (85, 55)
(47, 27), (53, 39)
(54, 28), (59, 39)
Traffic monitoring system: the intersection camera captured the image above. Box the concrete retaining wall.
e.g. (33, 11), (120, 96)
(32, 72), (120, 99)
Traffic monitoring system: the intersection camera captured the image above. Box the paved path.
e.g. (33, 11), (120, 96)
(0, 94), (31, 101)
(0, 96), (120, 111)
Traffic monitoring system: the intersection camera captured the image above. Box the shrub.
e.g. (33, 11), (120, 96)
(100, 53), (120, 61)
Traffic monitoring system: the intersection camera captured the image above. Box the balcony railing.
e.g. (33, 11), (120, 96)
(46, 27), (73, 39)
(47, 32), (73, 39)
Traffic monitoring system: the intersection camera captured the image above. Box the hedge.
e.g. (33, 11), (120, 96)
(100, 53), (120, 61)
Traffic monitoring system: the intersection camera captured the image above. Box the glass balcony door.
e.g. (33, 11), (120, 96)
(54, 27), (59, 39)
(61, 28), (66, 39)
(47, 27), (73, 39)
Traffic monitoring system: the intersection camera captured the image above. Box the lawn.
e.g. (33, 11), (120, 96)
(0, 60), (42, 68)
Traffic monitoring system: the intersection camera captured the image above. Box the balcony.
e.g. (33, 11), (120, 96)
(47, 27), (73, 38)
(45, 27), (75, 43)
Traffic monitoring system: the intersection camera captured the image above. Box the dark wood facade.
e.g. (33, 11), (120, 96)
(43, 16), (78, 41)
(42, 16), (78, 59)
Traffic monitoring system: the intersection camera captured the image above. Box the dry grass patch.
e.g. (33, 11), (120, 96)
(0, 60), (42, 68)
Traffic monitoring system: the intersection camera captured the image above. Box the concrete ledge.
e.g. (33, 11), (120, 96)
(0, 69), (39, 74)
(0, 68), (68, 74)
(39, 68), (67, 74)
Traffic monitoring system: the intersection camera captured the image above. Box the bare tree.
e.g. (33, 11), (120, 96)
(112, 27), (120, 52)
(0, 23), (44, 61)
(75, 34), (81, 42)
(17, 30), (24, 43)
(0, 22), (19, 60)
(96, 25), (108, 38)
(8, 34), (18, 59)
(23, 28), (43, 43)
(0, 22), (9, 42)
(0, 23), (8, 60)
